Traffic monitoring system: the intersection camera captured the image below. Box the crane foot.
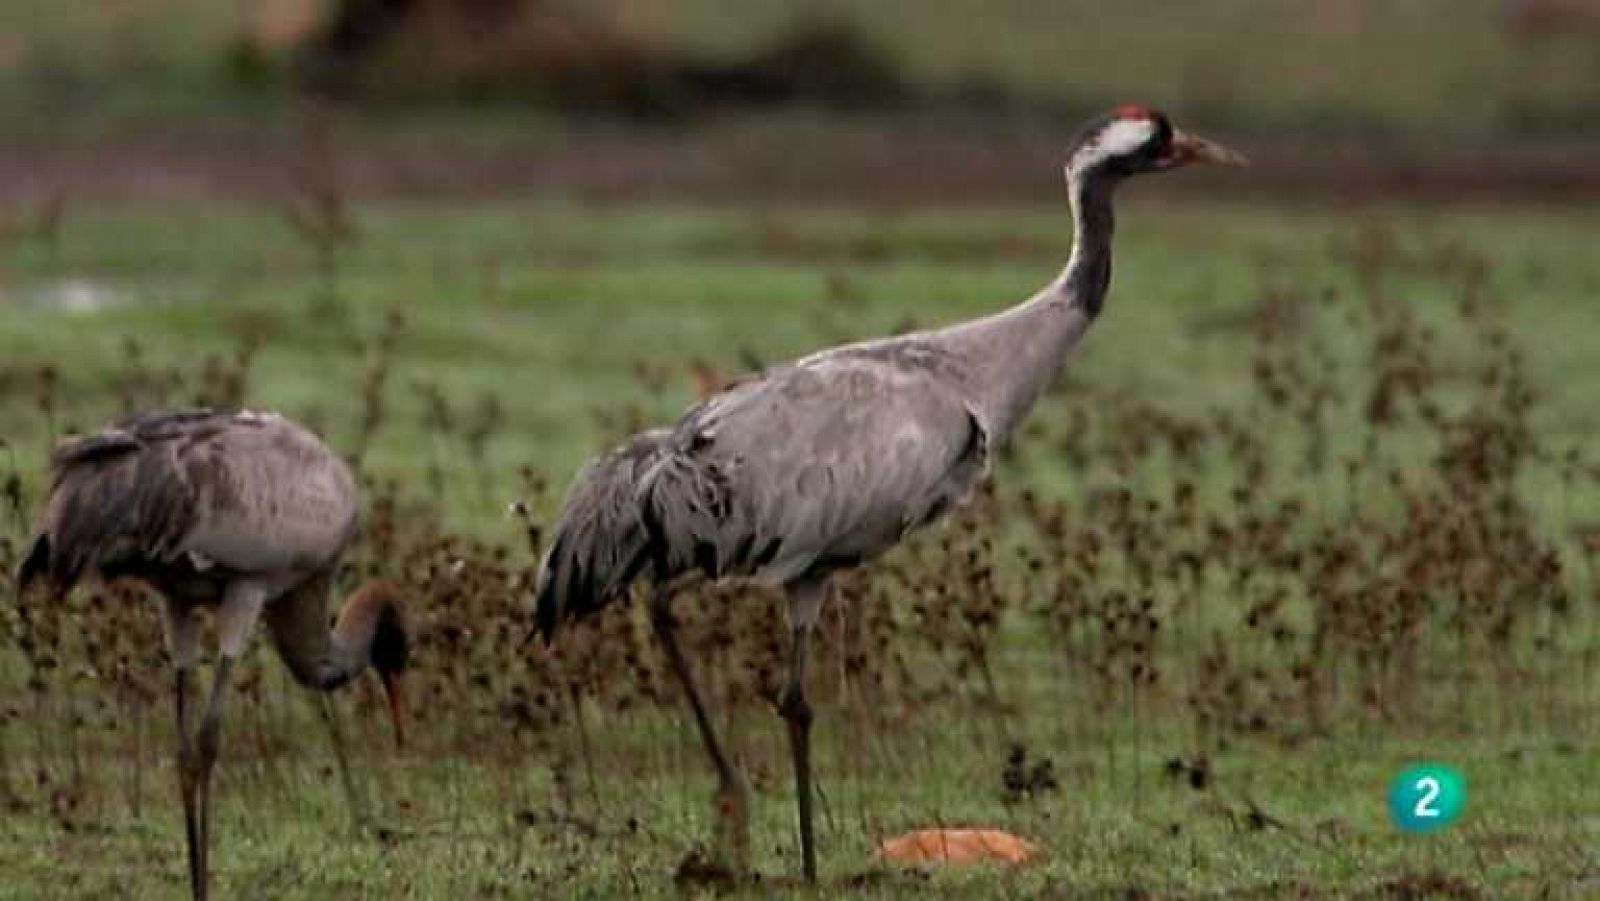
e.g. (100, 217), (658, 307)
(712, 774), (751, 878)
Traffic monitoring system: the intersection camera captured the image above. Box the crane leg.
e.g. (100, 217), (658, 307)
(780, 577), (827, 883)
(778, 623), (817, 882)
(173, 667), (205, 901)
(163, 600), (207, 901)
(648, 586), (749, 876)
(172, 655), (237, 901)
(192, 656), (238, 901)
(178, 585), (264, 901)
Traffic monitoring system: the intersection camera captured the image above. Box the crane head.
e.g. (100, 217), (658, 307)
(1066, 105), (1248, 181)
(364, 584), (411, 749)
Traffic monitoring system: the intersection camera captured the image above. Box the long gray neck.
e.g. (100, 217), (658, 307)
(936, 167), (1118, 441)
(264, 573), (379, 691)
(311, 625), (373, 691)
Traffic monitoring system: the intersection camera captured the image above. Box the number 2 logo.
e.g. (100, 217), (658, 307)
(1390, 765), (1464, 833)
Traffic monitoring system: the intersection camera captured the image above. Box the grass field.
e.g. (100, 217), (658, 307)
(1, 194), (1598, 899)
(2, 5), (1598, 899)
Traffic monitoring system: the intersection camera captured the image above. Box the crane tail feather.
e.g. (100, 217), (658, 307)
(15, 533), (51, 597)
(531, 430), (669, 646)
(532, 538), (568, 644)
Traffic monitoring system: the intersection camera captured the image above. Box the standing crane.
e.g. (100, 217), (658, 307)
(14, 408), (409, 901)
(534, 106), (1246, 881)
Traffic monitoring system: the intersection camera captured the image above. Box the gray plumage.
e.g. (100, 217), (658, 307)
(536, 350), (990, 636)
(22, 408), (357, 599)
(533, 428), (669, 636)
(15, 407), (409, 901)
(532, 106), (1245, 881)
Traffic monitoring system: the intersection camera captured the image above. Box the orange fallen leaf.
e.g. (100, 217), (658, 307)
(872, 828), (1038, 866)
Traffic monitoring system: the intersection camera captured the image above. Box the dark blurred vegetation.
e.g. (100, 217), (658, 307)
(0, 0), (1595, 208)
(4, 0), (1599, 134)
(288, 0), (906, 113)
(247, 0), (1600, 131)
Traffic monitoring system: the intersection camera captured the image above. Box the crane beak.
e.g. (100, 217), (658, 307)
(381, 672), (407, 750)
(1159, 130), (1249, 169)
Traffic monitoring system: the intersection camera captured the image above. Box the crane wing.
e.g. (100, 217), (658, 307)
(646, 352), (991, 586)
(533, 342), (990, 639)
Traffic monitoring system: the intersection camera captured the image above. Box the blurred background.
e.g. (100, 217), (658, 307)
(4, 0), (1600, 207)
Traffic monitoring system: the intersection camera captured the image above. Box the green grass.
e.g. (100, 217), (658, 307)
(2, 198), (1599, 898)
(5, 198), (1599, 517)
(1, 727), (1593, 898)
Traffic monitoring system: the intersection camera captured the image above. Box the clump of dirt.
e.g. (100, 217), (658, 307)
(672, 850), (740, 893)
(1001, 743), (1059, 803)
(1162, 755), (1211, 791)
(1378, 870), (1482, 900)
